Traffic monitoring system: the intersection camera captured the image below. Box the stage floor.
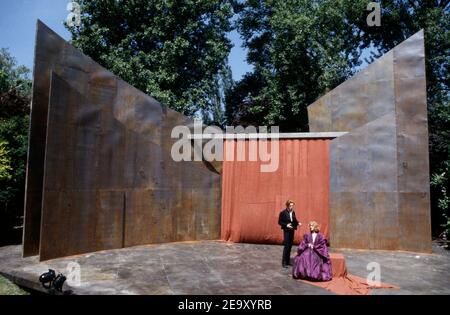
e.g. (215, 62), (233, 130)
(0, 241), (449, 295)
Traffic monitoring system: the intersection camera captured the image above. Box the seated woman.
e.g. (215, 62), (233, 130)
(292, 221), (332, 281)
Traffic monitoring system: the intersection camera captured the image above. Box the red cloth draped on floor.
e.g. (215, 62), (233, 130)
(296, 253), (400, 295)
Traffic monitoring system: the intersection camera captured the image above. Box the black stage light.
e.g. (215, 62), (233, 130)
(38, 269), (70, 294)
(53, 273), (67, 292)
(38, 269), (56, 289)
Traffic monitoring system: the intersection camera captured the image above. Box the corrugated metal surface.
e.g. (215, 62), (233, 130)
(221, 139), (331, 244)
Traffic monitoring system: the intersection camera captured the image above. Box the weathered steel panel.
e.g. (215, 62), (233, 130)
(308, 50), (395, 133)
(39, 73), (126, 261)
(328, 113), (399, 250)
(22, 23), (67, 256)
(309, 30), (431, 252)
(393, 31), (431, 251)
(307, 98), (332, 132)
(23, 21), (222, 261)
(398, 192), (431, 252)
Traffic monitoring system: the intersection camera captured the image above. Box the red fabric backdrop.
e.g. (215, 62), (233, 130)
(221, 139), (331, 245)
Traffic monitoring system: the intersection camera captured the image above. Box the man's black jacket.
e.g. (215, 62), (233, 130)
(278, 209), (299, 231)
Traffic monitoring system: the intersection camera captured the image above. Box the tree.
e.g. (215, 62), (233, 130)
(0, 48), (30, 245)
(0, 48), (31, 98)
(0, 141), (12, 182)
(66, 0), (237, 125)
(202, 64), (234, 128)
(228, 0), (364, 130)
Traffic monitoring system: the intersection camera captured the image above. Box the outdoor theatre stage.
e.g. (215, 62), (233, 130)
(0, 21), (438, 294)
(1, 241), (450, 295)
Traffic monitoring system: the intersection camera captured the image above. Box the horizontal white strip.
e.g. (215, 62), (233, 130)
(187, 132), (347, 140)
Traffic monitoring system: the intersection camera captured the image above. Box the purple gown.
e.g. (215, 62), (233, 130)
(292, 233), (332, 281)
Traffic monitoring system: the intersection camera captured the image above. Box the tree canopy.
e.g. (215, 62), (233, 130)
(227, 0), (370, 130)
(66, 0), (237, 125)
(0, 48), (30, 245)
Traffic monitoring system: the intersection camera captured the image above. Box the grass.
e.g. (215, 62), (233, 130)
(0, 275), (29, 295)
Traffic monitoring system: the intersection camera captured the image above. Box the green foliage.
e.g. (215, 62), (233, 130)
(228, 0), (366, 130)
(0, 48), (31, 97)
(0, 48), (30, 244)
(0, 116), (29, 204)
(66, 0), (237, 124)
(431, 158), (450, 238)
(0, 141), (13, 181)
(229, 1), (448, 131)
(202, 64), (234, 128)
(0, 48), (30, 204)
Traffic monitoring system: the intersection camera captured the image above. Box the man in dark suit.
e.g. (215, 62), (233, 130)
(278, 200), (301, 268)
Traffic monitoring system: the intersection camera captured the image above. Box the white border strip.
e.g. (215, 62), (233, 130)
(188, 132), (347, 140)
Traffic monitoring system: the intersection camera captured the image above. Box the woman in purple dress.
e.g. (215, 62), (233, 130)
(292, 221), (332, 281)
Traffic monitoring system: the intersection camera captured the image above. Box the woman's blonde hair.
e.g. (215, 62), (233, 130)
(309, 221), (320, 232)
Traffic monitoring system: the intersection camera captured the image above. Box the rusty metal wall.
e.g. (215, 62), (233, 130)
(393, 31), (430, 252)
(23, 21), (221, 261)
(308, 30), (431, 253)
